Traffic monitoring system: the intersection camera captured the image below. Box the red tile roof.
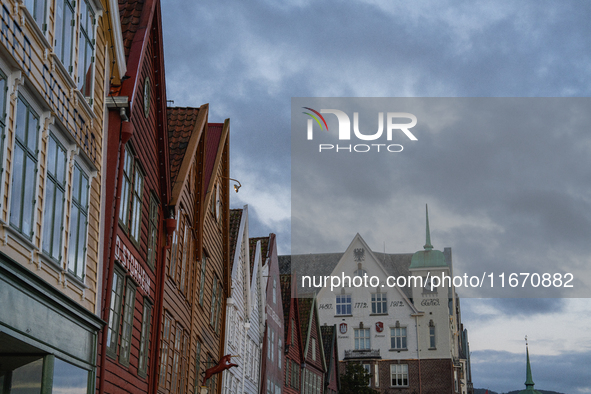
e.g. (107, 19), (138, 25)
(203, 123), (223, 196)
(119, 0), (145, 61)
(167, 107), (200, 185)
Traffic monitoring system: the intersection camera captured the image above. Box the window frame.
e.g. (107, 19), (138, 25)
(371, 292), (387, 314)
(159, 313), (172, 388)
(147, 192), (159, 270)
(76, 0), (96, 99)
(41, 133), (68, 263)
(54, 0), (76, 73)
(429, 320), (436, 349)
(10, 94), (40, 240)
(119, 145), (144, 247)
(354, 328), (371, 350)
(138, 298), (152, 377)
(390, 326), (407, 350)
(199, 254), (207, 306)
(67, 162), (90, 280)
(336, 294), (352, 316)
(119, 279), (136, 366)
(0, 67), (8, 176)
(106, 266), (125, 358)
(390, 364), (408, 387)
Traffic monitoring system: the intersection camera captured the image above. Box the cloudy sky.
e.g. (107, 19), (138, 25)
(160, 1), (591, 392)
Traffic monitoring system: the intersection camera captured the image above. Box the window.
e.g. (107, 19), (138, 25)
(180, 332), (189, 394)
(390, 364), (408, 387)
(199, 255), (207, 305)
(143, 78), (150, 117)
(354, 268), (367, 277)
(147, 194), (159, 270)
(119, 281), (136, 365)
(159, 314), (172, 388)
(54, 0), (75, 72)
(371, 292), (387, 314)
(215, 181), (221, 221)
(375, 364), (380, 387)
(179, 220), (189, 293)
(171, 324), (182, 393)
(77, 0), (95, 97)
(336, 294), (352, 316)
(106, 267), (125, 357)
(390, 327), (407, 350)
(355, 328), (370, 350)
(42, 134), (67, 261)
(278, 339), (282, 369)
(271, 329), (275, 362)
(67, 164), (89, 279)
(273, 279), (277, 304)
(291, 319), (295, 344)
(119, 146), (144, 245)
(0, 68), (8, 170)
(10, 95), (39, 239)
(138, 299), (152, 376)
(429, 320), (436, 349)
(193, 341), (202, 389)
(363, 364), (371, 386)
(210, 276), (222, 330)
(24, 0), (47, 30)
(311, 338), (316, 361)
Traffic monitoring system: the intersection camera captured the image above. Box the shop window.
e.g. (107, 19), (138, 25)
(67, 163), (89, 279)
(10, 95), (39, 239)
(42, 134), (67, 262)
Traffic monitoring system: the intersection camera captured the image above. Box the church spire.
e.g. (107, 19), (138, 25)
(424, 204), (433, 251)
(525, 339), (535, 388)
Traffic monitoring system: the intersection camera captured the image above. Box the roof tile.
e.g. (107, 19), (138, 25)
(167, 107), (200, 185)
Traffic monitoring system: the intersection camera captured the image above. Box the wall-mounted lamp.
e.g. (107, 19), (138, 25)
(222, 177), (242, 193)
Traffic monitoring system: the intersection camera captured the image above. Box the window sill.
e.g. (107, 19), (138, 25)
(51, 54), (77, 90)
(38, 252), (64, 272)
(74, 89), (96, 119)
(389, 348), (408, 352)
(335, 314), (352, 317)
(64, 270), (88, 289)
(4, 224), (37, 251)
(369, 313), (389, 316)
(19, 5), (52, 49)
(390, 386), (409, 389)
(428, 347), (437, 350)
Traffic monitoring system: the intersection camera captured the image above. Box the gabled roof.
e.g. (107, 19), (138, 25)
(229, 209), (243, 274)
(278, 252), (415, 299)
(249, 236), (269, 282)
(203, 123), (224, 196)
(298, 296), (327, 371)
(279, 274), (293, 342)
(119, 0), (145, 61)
(167, 107), (201, 185)
(320, 325), (335, 365)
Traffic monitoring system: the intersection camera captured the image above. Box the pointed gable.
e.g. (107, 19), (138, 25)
(249, 236), (269, 282)
(229, 209), (243, 274)
(203, 123), (223, 196)
(167, 107), (201, 185)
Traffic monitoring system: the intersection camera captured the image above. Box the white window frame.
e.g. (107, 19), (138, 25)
(390, 364), (408, 387)
(354, 328), (371, 350)
(371, 292), (387, 314)
(336, 294), (352, 316)
(390, 326), (407, 350)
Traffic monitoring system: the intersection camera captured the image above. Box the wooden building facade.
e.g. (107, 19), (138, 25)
(160, 109), (231, 394)
(0, 0), (117, 391)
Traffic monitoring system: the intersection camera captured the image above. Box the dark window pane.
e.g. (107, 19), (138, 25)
(53, 358), (89, 394)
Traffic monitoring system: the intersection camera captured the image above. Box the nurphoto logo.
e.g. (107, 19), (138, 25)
(302, 107), (418, 153)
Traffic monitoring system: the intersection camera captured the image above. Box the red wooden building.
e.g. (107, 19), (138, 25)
(280, 273), (304, 394)
(257, 234), (285, 394)
(298, 297), (327, 394)
(98, 0), (171, 393)
(320, 325), (340, 394)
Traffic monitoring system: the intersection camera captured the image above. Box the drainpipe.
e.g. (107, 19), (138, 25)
(98, 116), (133, 394)
(415, 314), (422, 394)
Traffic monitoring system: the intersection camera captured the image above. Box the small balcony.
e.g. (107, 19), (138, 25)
(344, 349), (381, 359)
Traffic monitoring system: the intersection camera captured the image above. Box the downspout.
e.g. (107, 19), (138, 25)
(98, 118), (133, 394)
(415, 314), (422, 394)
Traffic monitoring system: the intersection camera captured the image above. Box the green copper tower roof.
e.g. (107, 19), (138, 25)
(519, 341), (542, 394)
(410, 205), (447, 269)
